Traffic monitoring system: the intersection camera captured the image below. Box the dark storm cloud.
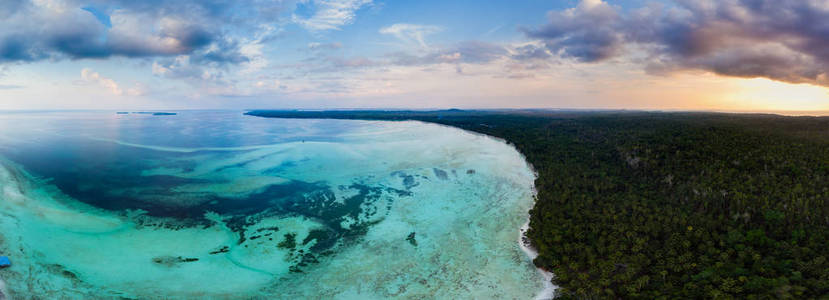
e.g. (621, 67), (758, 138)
(0, 0), (281, 64)
(524, 0), (829, 86)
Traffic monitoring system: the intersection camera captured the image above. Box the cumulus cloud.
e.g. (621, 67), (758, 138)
(0, 0), (284, 64)
(81, 68), (144, 96)
(81, 68), (122, 95)
(523, 0), (623, 62)
(293, 0), (373, 31)
(524, 0), (829, 87)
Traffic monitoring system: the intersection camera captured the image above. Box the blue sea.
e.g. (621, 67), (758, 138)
(0, 111), (546, 299)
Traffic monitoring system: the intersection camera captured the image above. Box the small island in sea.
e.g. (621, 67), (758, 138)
(117, 112), (178, 116)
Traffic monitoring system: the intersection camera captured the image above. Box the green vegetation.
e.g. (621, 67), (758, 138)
(247, 110), (829, 299)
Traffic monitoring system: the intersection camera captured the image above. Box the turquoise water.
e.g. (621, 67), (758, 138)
(0, 111), (545, 299)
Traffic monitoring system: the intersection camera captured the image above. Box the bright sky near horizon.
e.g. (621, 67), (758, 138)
(0, 0), (828, 111)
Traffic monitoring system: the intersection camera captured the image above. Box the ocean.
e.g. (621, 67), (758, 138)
(0, 111), (545, 299)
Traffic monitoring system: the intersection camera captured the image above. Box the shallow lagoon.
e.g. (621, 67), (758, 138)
(0, 111), (545, 299)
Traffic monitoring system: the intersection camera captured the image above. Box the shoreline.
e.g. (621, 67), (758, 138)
(519, 221), (557, 300)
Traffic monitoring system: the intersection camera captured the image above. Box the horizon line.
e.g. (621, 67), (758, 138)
(2, 108), (829, 117)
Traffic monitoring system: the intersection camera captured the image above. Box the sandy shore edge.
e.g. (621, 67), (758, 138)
(519, 221), (556, 300)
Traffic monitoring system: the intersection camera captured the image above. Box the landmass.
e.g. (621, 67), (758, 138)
(119, 112), (178, 116)
(246, 109), (829, 299)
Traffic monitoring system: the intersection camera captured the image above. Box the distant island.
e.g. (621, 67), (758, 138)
(115, 112), (177, 116)
(247, 109), (829, 299)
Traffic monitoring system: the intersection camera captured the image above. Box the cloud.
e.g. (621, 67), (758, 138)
(380, 23), (442, 48)
(308, 42), (343, 50)
(152, 56), (206, 79)
(509, 43), (553, 61)
(81, 68), (144, 96)
(0, 0), (286, 64)
(81, 68), (122, 95)
(255, 80), (287, 90)
(106, 16), (214, 57)
(0, 84), (23, 90)
(293, 0), (372, 31)
(330, 56), (376, 68)
(386, 41), (506, 66)
(448, 41), (507, 64)
(522, 0), (623, 62)
(1, 1), (209, 61)
(523, 0), (829, 87)
(151, 55), (242, 97)
(285, 39), (511, 78)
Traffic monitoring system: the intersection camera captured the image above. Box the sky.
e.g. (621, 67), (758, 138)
(0, 0), (828, 111)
